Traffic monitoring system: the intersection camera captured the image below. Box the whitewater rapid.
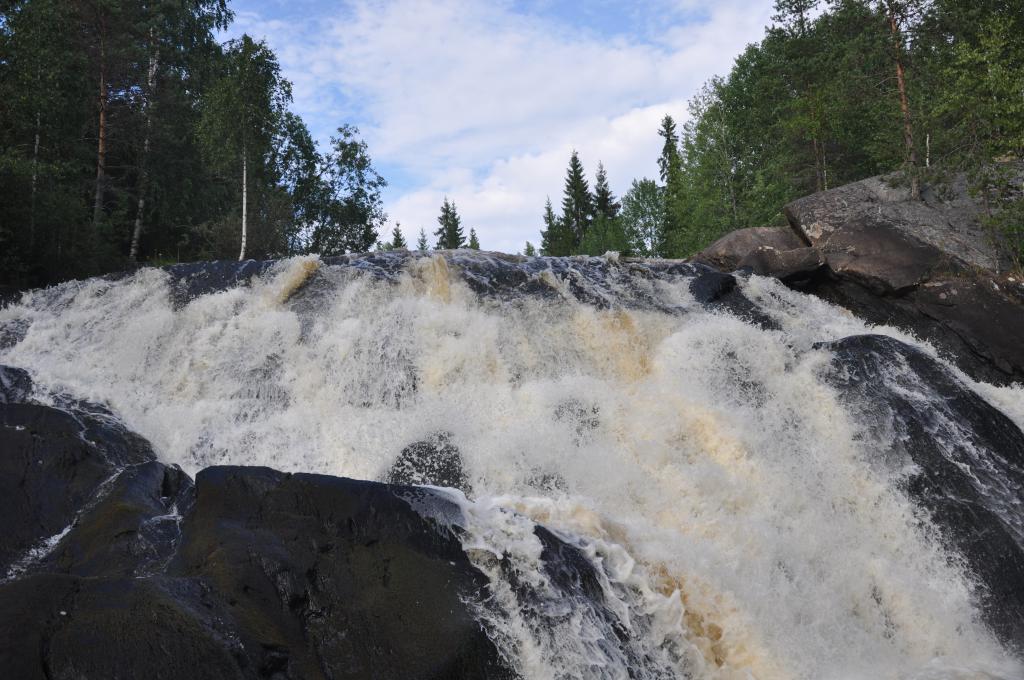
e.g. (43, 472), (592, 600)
(1, 252), (1021, 680)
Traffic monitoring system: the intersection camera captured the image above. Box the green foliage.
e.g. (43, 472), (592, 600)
(620, 179), (665, 257)
(300, 125), (387, 255)
(561, 151), (594, 249)
(533, 0), (1020, 263)
(540, 197), (571, 256)
(579, 214), (631, 256)
(416, 228), (429, 251)
(594, 162), (620, 220)
(383, 224), (407, 250)
(434, 198), (466, 249)
(523, 241), (537, 256)
(468, 228), (480, 250)
(0, 2), (386, 286)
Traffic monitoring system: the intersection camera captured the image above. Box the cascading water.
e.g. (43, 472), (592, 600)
(1, 251), (1022, 680)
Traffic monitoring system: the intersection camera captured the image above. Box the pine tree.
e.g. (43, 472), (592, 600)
(878, 0), (923, 199)
(524, 241), (537, 256)
(594, 162), (620, 220)
(389, 224), (407, 249)
(561, 150), (594, 251)
(433, 198), (465, 249)
(416, 228), (429, 251)
(468, 228), (480, 250)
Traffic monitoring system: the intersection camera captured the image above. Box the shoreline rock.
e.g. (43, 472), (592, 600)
(697, 170), (1024, 386)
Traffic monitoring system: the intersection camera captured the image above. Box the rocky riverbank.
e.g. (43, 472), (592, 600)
(696, 169), (1024, 386)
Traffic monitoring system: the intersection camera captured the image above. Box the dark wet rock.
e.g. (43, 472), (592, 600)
(534, 526), (605, 604)
(812, 274), (1024, 386)
(689, 269), (736, 304)
(164, 258), (275, 307)
(0, 573), (252, 680)
(0, 396), (514, 679)
(688, 268), (782, 330)
(0, 370), (158, 577)
(737, 245), (825, 283)
(386, 432), (471, 493)
(167, 467), (510, 680)
(818, 334), (1024, 649)
(0, 365), (32, 403)
(37, 460), (194, 578)
(696, 226), (807, 271)
(0, 285), (21, 309)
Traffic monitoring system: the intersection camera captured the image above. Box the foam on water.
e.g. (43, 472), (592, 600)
(1, 252), (1021, 679)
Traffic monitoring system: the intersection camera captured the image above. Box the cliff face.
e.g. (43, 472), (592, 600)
(697, 169), (1024, 386)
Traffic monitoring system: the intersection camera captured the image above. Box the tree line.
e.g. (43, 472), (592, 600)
(538, 0), (1023, 263)
(374, 198), (481, 252)
(0, 0), (388, 287)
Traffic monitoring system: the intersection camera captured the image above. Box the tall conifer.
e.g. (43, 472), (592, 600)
(433, 198), (465, 249)
(561, 150), (593, 251)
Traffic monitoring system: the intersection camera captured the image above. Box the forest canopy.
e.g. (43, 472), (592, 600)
(1, 0), (1022, 287)
(0, 0), (387, 287)
(538, 0), (1024, 264)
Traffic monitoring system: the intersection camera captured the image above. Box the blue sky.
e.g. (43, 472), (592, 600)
(225, 0), (775, 253)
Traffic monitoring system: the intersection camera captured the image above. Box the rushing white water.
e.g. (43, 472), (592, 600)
(1, 252), (1022, 680)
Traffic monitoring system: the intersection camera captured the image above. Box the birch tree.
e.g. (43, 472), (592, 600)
(199, 35), (290, 261)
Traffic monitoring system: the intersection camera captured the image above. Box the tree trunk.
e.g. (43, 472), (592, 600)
(92, 43), (108, 231)
(812, 138), (824, 192)
(130, 44), (159, 262)
(30, 111), (40, 248)
(238, 151), (248, 261)
(887, 5), (919, 199)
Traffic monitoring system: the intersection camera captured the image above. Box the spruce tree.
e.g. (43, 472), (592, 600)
(657, 115), (682, 184)
(416, 228), (429, 251)
(433, 198), (465, 249)
(524, 241), (537, 256)
(657, 114), (689, 256)
(561, 150), (594, 251)
(540, 197), (572, 256)
(594, 162), (620, 220)
(389, 224), (407, 249)
(468, 228), (480, 250)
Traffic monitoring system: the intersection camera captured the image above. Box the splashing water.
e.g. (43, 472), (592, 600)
(1, 252), (1022, 680)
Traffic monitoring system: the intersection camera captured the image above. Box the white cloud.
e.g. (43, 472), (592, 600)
(233, 0), (774, 253)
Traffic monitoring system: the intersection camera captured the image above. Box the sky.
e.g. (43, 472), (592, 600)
(225, 0), (776, 254)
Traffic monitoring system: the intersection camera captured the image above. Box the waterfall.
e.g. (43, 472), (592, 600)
(1, 251), (1022, 680)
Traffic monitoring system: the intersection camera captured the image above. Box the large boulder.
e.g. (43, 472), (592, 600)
(696, 226), (807, 271)
(697, 168), (1024, 385)
(783, 171), (1011, 274)
(385, 432), (472, 493)
(737, 244), (825, 282)
(168, 467), (512, 680)
(0, 367), (162, 577)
